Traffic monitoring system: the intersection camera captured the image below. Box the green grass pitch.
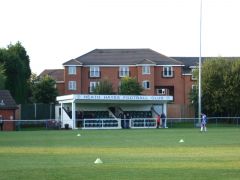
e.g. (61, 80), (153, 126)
(0, 128), (240, 180)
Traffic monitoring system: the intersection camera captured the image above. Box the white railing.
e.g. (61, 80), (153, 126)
(130, 118), (157, 128)
(82, 118), (121, 129)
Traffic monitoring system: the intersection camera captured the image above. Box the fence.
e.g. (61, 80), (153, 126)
(0, 117), (239, 131)
(0, 119), (61, 131)
(20, 103), (55, 120)
(167, 117), (240, 128)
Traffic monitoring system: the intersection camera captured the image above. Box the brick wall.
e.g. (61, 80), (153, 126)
(64, 66), (82, 94)
(62, 65), (195, 117)
(0, 109), (16, 131)
(56, 82), (65, 96)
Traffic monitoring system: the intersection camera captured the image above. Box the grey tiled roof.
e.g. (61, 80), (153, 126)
(171, 57), (201, 67)
(136, 59), (156, 65)
(171, 57), (240, 74)
(171, 57), (240, 67)
(63, 49), (183, 66)
(0, 90), (17, 109)
(63, 59), (82, 66)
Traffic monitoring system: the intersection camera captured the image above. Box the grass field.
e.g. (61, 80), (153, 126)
(0, 128), (240, 180)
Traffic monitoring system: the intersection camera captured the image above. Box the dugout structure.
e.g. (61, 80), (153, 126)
(56, 94), (173, 129)
(0, 90), (18, 131)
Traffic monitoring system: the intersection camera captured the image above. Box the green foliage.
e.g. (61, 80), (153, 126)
(28, 73), (40, 102)
(119, 76), (143, 95)
(92, 79), (114, 94)
(0, 64), (6, 89)
(0, 42), (31, 103)
(190, 58), (240, 116)
(189, 85), (198, 116)
(32, 75), (58, 103)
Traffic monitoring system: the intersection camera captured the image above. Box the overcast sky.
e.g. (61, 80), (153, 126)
(1, 0), (240, 74)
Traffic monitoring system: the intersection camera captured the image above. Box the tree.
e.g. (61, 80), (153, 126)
(28, 73), (39, 103)
(32, 75), (58, 103)
(0, 42), (31, 103)
(92, 79), (114, 94)
(190, 58), (240, 117)
(119, 77), (143, 95)
(0, 64), (6, 89)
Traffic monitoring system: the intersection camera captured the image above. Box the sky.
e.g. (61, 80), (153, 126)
(1, 0), (240, 74)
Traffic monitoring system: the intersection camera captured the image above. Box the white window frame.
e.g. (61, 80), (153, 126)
(142, 66), (150, 75)
(68, 66), (76, 75)
(90, 81), (99, 93)
(192, 85), (197, 90)
(68, 81), (76, 90)
(142, 80), (150, 89)
(163, 66), (173, 77)
(90, 66), (100, 77)
(191, 85), (197, 104)
(119, 66), (129, 77)
(191, 69), (197, 80)
(157, 89), (166, 95)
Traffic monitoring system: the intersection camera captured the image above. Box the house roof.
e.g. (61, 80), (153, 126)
(171, 57), (202, 67)
(136, 59), (156, 65)
(63, 49), (183, 66)
(39, 69), (64, 82)
(0, 90), (18, 109)
(171, 57), (240, 74)
(171, 57), (240, 67)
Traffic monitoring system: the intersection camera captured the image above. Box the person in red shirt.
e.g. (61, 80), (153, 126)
(156, 115), (161, 128)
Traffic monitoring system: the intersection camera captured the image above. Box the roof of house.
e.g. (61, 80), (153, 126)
(171, 57), (202, 67)
(0, 90), (18, 109)
(172, 57), (240, 67)
(39, 69), (64, 82)
(63, 49), (183, 66)
(171, 57), (240, 74)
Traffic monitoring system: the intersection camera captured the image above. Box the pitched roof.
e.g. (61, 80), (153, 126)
(0, 90), (17, 109)
(171, 57), (201, 67)
(39, 69), (64, 82)
(171, 57), (240, 74)
(63, 59), (83, 66)
(63, 49), (183, 66)
(171, 57), (240, 67)
(136, 59), (156, 65)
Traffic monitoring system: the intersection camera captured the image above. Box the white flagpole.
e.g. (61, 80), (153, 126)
(198, 0), (203, 123)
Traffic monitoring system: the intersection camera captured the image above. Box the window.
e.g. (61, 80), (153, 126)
(142, 81), (150, 89)
(163, 66), (173, 77)
(90, 66), (100, 77)
(142, 66), (150, 74)
(90, 81), (99, 93)
(68, 81), (76, 90)
(68, 66), (76, 75)
(119, 66), (129, 77)
(192, 85), (197, 91)
(191, 69), (197, 80)
(157, 89), (166, 95)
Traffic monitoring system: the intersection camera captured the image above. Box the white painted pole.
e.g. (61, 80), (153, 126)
(61, 103), (63, 128)
(198, 0), (203, 123)
(72, 101), (76, 129)
(163, 103), (167, 128)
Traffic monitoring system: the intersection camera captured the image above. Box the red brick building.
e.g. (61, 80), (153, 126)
(0, 90), (18, 131)
(42, 49), (196, 118)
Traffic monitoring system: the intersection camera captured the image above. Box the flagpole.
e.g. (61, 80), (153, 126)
(198, 0), (202, 123)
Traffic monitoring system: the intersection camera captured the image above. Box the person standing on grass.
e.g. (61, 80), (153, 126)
(161, 113), (166, 128)
(156, 115), (161, 128)
(0, 115), (3, 131)
(200, 113), (207, 132)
